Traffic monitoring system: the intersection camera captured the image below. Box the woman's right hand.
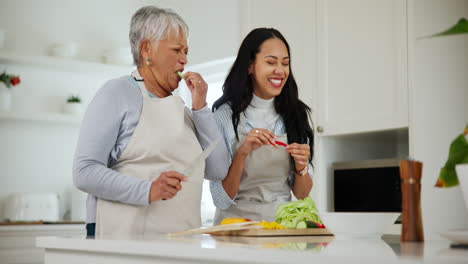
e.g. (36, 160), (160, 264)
(149, 171), (187, 202)
(237, 128), (277, 155)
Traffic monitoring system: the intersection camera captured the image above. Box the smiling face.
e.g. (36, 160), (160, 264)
(249, 37), (290, 99)
(142, 30), (188, 92)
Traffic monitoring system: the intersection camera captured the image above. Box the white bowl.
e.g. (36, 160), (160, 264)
(319, 212), (400, 239)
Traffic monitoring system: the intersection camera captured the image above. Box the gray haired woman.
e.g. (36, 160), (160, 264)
(73, 6), (228, 237)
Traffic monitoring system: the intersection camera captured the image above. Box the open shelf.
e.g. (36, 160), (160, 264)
(0, 111), (82, 125)
(0, 50), (133, 74)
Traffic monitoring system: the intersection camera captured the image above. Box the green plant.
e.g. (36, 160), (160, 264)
(67, 95), (81, 103)
(425, 18), (468, 188)
(0, 71), (21, 88)
(421, 17), (468, 38)
(435, 125), (468, 188)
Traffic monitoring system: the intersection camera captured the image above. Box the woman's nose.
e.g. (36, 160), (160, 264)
(274, 65), (284, 75)
(179, 54), (188, 65)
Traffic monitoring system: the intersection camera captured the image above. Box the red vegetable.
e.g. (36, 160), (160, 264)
(305, 220), (325, 229)
(274, 140), (288, 147)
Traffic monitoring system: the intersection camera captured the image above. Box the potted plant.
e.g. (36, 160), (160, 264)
(426, 18), (468, 210)
(0, 70), (21, 111)
(435, 125), (468, 206)
(63, 94), (83, 115)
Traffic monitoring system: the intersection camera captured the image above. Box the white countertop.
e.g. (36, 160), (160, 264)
(36, 234), (468, 264)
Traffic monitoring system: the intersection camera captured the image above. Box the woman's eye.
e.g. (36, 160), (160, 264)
(266, 61), (275, 65)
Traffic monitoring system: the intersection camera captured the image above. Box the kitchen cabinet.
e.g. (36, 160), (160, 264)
(0, 224), (85, 264)
(240, 0), (408, 136)
(316, 0), (408, 135)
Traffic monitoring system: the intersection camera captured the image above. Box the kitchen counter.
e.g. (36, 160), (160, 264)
(36, 234), (468, 264)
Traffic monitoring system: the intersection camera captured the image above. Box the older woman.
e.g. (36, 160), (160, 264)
(73, 6), (228, 237)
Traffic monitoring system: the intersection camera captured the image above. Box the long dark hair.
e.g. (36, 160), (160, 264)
(213, 28), (314, 164)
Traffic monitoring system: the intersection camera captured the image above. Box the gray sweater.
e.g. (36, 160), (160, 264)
(72, 75), (229, 223)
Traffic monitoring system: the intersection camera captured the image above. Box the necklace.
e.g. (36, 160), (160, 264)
(139, 66), (172, 98)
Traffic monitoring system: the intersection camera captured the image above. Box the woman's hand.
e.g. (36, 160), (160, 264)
(183, 71), (207, 111)
(286, 143), (310, 173)
(237, 128), (277, 156)
(149, 171), (187, 202)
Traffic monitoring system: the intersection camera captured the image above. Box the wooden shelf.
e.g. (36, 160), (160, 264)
(0, 50), (133, 74)
(0, 111), (82, 125)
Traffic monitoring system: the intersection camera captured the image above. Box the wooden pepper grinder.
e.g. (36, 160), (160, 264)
(399, 160), (424, 242)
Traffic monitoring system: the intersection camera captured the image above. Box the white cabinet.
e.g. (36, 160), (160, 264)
(316, 0), (408, 135)
(240, 0), (408, 136)
(0, 224), (85, 264)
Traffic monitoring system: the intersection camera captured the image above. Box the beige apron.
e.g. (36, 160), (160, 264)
(96, 70), (204, 237)
(214, 116), (292, 224)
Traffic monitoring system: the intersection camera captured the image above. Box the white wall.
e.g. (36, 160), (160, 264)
(240, 0), (317, 109)
(0, 0), (240, 220)
(0, 0), (240, 65)
(410, 0), (468, 239)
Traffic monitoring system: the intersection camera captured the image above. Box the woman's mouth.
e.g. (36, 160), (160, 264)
(268, 78), (283, 88)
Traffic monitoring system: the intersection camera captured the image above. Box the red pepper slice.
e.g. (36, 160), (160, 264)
(274, 140), (288, 147)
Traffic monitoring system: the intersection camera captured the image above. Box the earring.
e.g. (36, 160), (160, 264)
(145, 57), (151, 66)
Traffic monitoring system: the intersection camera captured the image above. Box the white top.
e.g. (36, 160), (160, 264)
(244, 93), (280, 131)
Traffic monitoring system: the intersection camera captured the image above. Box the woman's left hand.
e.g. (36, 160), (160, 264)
(286, 143), (310, 173)
(183, 71), (208, 110)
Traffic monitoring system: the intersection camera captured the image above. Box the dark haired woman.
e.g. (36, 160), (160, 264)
(210, 28), (314, 224)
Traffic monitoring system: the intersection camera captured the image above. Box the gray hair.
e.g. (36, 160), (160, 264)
(129, 6), (189, 66)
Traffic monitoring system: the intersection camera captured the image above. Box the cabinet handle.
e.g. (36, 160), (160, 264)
(317, 126), (324, 133)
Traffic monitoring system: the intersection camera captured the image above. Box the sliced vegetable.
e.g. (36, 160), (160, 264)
(256, 220), (286, 230)
(220, 217), (252, 225)
(296, 221), (308, 229)
(176, 71), (185, 79)
(275, 197), (322, 229)
(295, 220), (325, 229)
(274, 140), (288, 147)
(305, 220), (325, 229)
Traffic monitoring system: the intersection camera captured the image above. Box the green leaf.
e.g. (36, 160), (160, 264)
(420, 18), (468, 39)
(436, 124), (468, 188)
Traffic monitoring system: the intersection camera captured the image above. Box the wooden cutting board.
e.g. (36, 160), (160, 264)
(169, 222), (333, 237)
(168, 221), (263, 236)
(209, 228), (333, 237)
